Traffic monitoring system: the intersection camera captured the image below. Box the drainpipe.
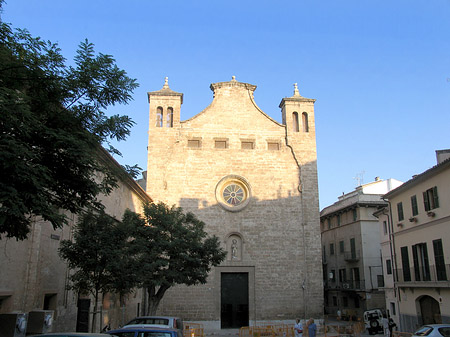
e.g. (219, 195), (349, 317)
(384, 198), (401, 328)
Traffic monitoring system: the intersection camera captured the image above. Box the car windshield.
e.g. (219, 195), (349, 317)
(438, 328), (450, 337)
(415, 327), (433, 336)
(128, 318), (170, 325)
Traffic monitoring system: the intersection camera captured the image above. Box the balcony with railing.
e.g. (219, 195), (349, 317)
(344, 250), (360, 262)
(324, 279), (366, 291)
(395, 264), (450, 286)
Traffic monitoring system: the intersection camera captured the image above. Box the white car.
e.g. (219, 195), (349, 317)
(413, 325), (450, 337)
(123, 316), (183, 332)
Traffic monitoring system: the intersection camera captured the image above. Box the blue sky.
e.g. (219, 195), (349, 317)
(3, 0), (450, 209)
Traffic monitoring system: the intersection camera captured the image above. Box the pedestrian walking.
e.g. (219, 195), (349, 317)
(294, 319), (303, 337)
(382, 315), (390, 337)
(308, 319), (317, 337)
(388, 317), (397, 337)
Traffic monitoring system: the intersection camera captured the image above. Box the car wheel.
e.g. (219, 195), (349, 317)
(370, 320), (379, 328)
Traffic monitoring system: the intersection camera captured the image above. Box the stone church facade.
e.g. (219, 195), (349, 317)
(146, 77), (322, 328)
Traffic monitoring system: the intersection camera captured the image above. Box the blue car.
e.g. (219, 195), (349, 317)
(107, 327), (182, 337)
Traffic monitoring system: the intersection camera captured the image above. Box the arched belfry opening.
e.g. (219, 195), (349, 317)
(293, 111), (299, 132)
(156, 107), (163, 127)
(166, 107), (173, 127)
(302, 112), (309, 132)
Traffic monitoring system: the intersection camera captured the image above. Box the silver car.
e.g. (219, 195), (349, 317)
(413, 325), (450, 337)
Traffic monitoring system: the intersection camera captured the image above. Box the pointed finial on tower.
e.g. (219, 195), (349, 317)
(232, 75), (236, 81)
(163, 76), (169, 89)
(293, 83), (300, 96)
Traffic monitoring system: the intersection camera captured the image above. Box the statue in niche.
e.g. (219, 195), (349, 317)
(231, 239), (238, 259)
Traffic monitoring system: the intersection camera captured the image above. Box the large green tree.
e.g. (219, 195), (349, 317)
(0, 7), (139, 240)
(59, 210), (134, 332)
(123, 202), (227, 315)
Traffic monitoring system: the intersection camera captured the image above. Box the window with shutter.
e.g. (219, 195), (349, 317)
(423, 186), (439, 211)
(433, 239), (447, 281)
(397, 202), (404, 221)
(411, 195), (418, 216)
(401, 246), (411, 282)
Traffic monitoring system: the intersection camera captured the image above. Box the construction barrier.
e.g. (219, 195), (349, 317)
(392, 332), (413, 337)
(240, 326), (276, 337)
(324, 322), (365, 337)
(184, 322), (205, 337)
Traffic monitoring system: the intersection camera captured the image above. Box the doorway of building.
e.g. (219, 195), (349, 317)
(419, 296), (441, 324)
(76, 298), (90, 332)
(221, 272), (249, 329)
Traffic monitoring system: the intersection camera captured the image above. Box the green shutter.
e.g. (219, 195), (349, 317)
(412, 245), (420, 281)
(423, 191), (430, 211)
(397, 202), (404, 221)
(422, 243), (431, 281)
(401, 246), (411, 281)
(433, 186), (439, 208)
(411, 195), (418, 216)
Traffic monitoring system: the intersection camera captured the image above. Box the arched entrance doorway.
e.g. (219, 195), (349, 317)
(419, 296), (441, 324)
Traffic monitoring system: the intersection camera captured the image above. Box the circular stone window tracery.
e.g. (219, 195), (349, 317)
(216, 175), (251, 212)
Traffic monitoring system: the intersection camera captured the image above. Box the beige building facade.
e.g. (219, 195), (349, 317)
(145, 77), (322, 328)
(0, 148), (151, 334)
(377, 150), (450, 332)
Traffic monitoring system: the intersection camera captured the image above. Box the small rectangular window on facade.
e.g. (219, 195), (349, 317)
(267, 142), (280, 150)
(241, 141), (255, 149)
(339, 240), (344, 254)
(330, 243), (335, 255)
(188, 139), (201, 148)
(386, 259), (392, 275)
(411, 195), (418, 216)
(214, 140), (227, 149)
(352, 209), (357, 221)
(332, 296), (337, 306)
(383, 221), (388, 235)
(390, 302), (396, 316)
(337, 214), (341, 226)
(397, 202), (404, 221)
(423, 186), (439, 211)
(377, 275), (385, 287)
(327, 218), (332, 229)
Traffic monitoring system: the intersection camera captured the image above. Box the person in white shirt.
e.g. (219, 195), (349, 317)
(294, 319), (303, 337)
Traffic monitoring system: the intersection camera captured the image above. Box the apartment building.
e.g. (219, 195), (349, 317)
(321, 178), (402, 319)
(377, 150), (450, 331)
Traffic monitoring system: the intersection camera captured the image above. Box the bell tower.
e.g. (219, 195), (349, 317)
(279, 83), (316, 136)
(147, 77), (183, 130)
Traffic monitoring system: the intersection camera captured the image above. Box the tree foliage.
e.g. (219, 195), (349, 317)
(59, 210), (134, 332)
(123, 202), (227, 315)
(0, 10), (139, 240)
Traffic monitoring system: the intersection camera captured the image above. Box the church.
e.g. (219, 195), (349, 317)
(145, 76), (322, 328)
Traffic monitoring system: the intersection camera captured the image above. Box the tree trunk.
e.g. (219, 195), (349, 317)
(147, 284), (170, 315)
(91, 289), (99, 333)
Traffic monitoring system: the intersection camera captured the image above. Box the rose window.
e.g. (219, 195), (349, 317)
(216, 175), (251, 212)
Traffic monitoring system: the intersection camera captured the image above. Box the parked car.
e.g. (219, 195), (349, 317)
(363, 309), (384, 335)
(123, 316), (183, 331)
(27, 332), (111, 337)
(107, 327), (182, 337)
(413, 325), (450, 337)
